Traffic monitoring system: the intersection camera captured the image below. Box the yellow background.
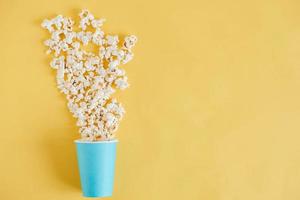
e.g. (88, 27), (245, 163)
(1, 0), (300, 199)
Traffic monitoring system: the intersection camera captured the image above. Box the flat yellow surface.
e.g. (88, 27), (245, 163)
(1, 0), (300, 199)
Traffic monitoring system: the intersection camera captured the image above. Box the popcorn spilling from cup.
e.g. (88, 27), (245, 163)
(42, 9), (137, 141)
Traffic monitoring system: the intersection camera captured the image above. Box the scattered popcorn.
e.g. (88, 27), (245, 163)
(42, 9), (137, 141)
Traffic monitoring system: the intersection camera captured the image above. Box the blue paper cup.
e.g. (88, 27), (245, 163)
(75, 140), (118, 197)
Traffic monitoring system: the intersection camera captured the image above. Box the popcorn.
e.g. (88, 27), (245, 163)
(115, 77), (129, 90)
(124, 35), (138, 49)
(106, 35), (119, 46)
(42, 9), (137, 141)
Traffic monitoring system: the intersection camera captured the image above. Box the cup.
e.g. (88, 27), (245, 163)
(75, 139), (117, 197)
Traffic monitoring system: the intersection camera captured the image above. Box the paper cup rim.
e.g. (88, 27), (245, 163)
(74, 139), (118, 144)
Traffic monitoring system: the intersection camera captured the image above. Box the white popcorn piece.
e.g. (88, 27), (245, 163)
(124, 35), (138, 49)
(106, 35), (119, 46)
(41, 9), (137, 141)
(115, 77), (129, 90)
(91, 18), (105, 29)
(108, 60), (120, 69)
